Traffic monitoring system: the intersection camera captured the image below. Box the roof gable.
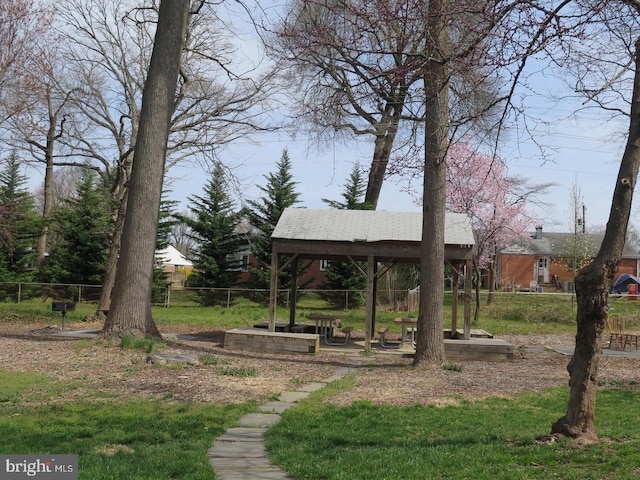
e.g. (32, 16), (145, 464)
(156, 245), (193, 267)
(501, 231), (640, 259)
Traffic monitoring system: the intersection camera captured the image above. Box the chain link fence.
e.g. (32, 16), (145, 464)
(0, 282), (420, 310)
(0, 282), (583, 317)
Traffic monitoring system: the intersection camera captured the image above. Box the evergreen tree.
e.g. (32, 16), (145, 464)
(157, 192), (180, 251)
(179, 163), (245, 304)
(0, 152), (41, 282)
(38, 168), (112, 289)
(152, 192), (181, 304)
(322, 163), (374, 211)
(243, 148), (301, 295)
(320, 164), (370, 308)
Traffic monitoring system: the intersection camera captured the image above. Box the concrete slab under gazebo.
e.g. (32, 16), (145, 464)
(266, 208), (476, 350)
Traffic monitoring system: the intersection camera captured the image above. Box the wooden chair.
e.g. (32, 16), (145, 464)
(607, 315), (639, 351)
(607, 315), (626, 350)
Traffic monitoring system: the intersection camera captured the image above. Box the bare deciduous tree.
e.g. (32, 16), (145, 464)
(51, 0), (278, 315)
(103, 0), (190, 340)
(0, 0), (51, 127)
(5, 40), (77, 266)
(546, 2), (640, 443)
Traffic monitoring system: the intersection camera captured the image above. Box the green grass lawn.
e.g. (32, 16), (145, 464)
(0, 371), (254, 480)
(266, 381), (640, 480)
(0, 290), (584, 334)
(2, 293), (640, 479)
(7, 289), (640, 335)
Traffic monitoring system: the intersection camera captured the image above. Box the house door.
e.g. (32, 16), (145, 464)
(537, 257), (549, 284)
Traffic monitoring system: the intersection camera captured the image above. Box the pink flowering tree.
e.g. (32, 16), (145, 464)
(0, 0), (52, 125)
(446, 142), (542, 310)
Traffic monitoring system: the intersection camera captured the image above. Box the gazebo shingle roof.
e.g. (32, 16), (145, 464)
(271, 208), (475, 245)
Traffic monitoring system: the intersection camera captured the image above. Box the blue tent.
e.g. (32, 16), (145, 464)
(611, 273), (640, 294)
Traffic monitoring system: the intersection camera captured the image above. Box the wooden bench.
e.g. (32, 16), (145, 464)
(325, 326), (353, 346)
(224, 327), (320, 354)
(378, 326), (401, 349)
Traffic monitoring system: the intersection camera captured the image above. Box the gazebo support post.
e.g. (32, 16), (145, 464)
(463, 258), (472, 339)
(451, 265), (459, 338)
(288, 256), (299, 329)
(365, 255), (377, 351)
(269, 251), (279, 332)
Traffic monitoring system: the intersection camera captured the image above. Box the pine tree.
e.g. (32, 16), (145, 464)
(320, 164), (370, 308)
(322, 163), (374, 211)
(0, 152), (41, 282)
(243, 148), (301, 295)
(157, 192), (180, 251)
(179, 163), (245, 304)
(152, 192), (181, 304)
(38, 168), (112, 289)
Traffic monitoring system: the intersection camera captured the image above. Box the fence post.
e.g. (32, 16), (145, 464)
(17, 283), (22, 303)
(227, 288), (231, 308)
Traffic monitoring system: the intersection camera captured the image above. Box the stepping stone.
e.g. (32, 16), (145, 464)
(296, 382), (326, 392)
(209, 441), (267, 458)
(214, 468), (290, 479)
(258, 402), (296, 414)
(333, 366), (357, 376)
(217, 427), (266, 442)
(210, 456), (272, 468)
(279, 391), (309, 403)
(238, 413), (281, 428)
(146, 353), (199, 365)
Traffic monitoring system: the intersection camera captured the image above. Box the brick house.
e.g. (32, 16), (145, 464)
(232, 221), (329, 288)
(234, 250), (329, 288)
(496, 226), (640, 292)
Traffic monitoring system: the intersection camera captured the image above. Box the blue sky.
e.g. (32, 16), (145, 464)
(22, 1), (635, 235)
(166, 88), (631, 234)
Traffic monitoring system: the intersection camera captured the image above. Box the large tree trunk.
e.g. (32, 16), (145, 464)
(413, 0), (450, 367)
(103, 0), (189, 339)
(35, 91), (59, 267)
(364, 99), (405, 208)
(96, 188), (128, 316)
(551, 37), (640, 443)
(98, 113), (137, 315)
(36, 133), (55, 266)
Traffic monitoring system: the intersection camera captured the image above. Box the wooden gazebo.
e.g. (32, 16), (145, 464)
(268, 208), (475, 350)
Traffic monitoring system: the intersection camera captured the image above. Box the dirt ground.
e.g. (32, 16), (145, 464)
(1, 318), (639, 407)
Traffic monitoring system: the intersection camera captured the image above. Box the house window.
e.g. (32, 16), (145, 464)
(320, 259), (331, 271)
(226, 254), (250, 272)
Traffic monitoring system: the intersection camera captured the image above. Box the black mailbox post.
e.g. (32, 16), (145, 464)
(52, 302), (76, 330)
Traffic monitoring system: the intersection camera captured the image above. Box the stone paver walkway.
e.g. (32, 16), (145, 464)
(208, 362), (363, 479)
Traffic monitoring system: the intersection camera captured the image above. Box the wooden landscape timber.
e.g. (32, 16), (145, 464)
(224, 327), (320, 354)
(223, 327), (515, 361)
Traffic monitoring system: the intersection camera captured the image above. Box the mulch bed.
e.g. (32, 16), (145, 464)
(1, 320), (639, 407)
